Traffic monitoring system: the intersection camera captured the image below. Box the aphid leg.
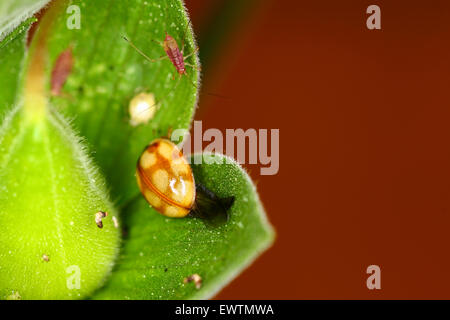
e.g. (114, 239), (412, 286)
(180, 27), (189, 53)
(123, 36), (168, 63)
(179, 19), (194, 54)
(184, 63), (201, 72)
(181, 46), (199, 60)
(151, 54), (167, 62)
(182, 70), (201, 91)
(151, 39), (165, 47)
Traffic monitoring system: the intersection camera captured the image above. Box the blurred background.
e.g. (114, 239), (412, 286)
(184, 0), (450, 299)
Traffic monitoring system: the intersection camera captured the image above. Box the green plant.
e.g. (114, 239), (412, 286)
(0, 0), (274, 300)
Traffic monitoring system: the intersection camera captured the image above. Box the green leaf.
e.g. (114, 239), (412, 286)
(42, 0), (199, 206)
(0, 0), (271, 300)
(0, 17), (35, 109)
(92, 154), (274, 300)
(0, 106), (121, 300)
(0, 0), (49, 41)
(0, 0), (199, 206)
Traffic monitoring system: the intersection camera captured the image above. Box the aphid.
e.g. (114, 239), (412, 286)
(123, 25), (201, 116)
(136, 139), (235, 225)
(124, 23), (226, 121)
(183, 274), (202, 289)
(123, 28), (199, 79)
(95, 211), (108, 228)
(50, 46), (74, 96)
(42, 254), (50, 262)
(129, 92), (159, 126)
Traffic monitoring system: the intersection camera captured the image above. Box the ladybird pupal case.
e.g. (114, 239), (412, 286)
(136, 139), (196, 218)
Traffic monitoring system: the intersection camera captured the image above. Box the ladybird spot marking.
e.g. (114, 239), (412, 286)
(183, 180), (195, 205)
(152, 169), (169, 192)
(171, 160), (188, 176)
(164, 205), (187, 218)
(145, 189), (162, 208)
(158, 141), (175, 161)
(140, 151), (157, 169)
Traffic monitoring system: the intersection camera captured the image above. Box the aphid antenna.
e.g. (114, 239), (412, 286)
(122, 36), (167, 63)
(123, 20), (229, 120)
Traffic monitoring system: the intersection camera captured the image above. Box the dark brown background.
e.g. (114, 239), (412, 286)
(184, 0), (450, 299)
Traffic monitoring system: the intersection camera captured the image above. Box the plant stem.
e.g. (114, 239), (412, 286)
(24, 0), (65, 122)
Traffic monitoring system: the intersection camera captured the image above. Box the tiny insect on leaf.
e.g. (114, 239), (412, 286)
(50, 46), (74, 96)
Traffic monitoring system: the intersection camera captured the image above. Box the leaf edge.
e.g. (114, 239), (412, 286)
(188, 152), (276, 300)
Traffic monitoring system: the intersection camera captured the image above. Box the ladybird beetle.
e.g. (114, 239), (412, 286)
(137, 138), (235, 225)
(136, 139), (196, 218)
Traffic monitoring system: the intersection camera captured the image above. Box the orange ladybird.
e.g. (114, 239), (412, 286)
(136, 139), (195, 218)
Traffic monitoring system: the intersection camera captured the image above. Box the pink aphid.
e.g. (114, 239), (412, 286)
(51, 47), (74, 96)
(162, 32), (187, 75)
(123, 29), (199, 79)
